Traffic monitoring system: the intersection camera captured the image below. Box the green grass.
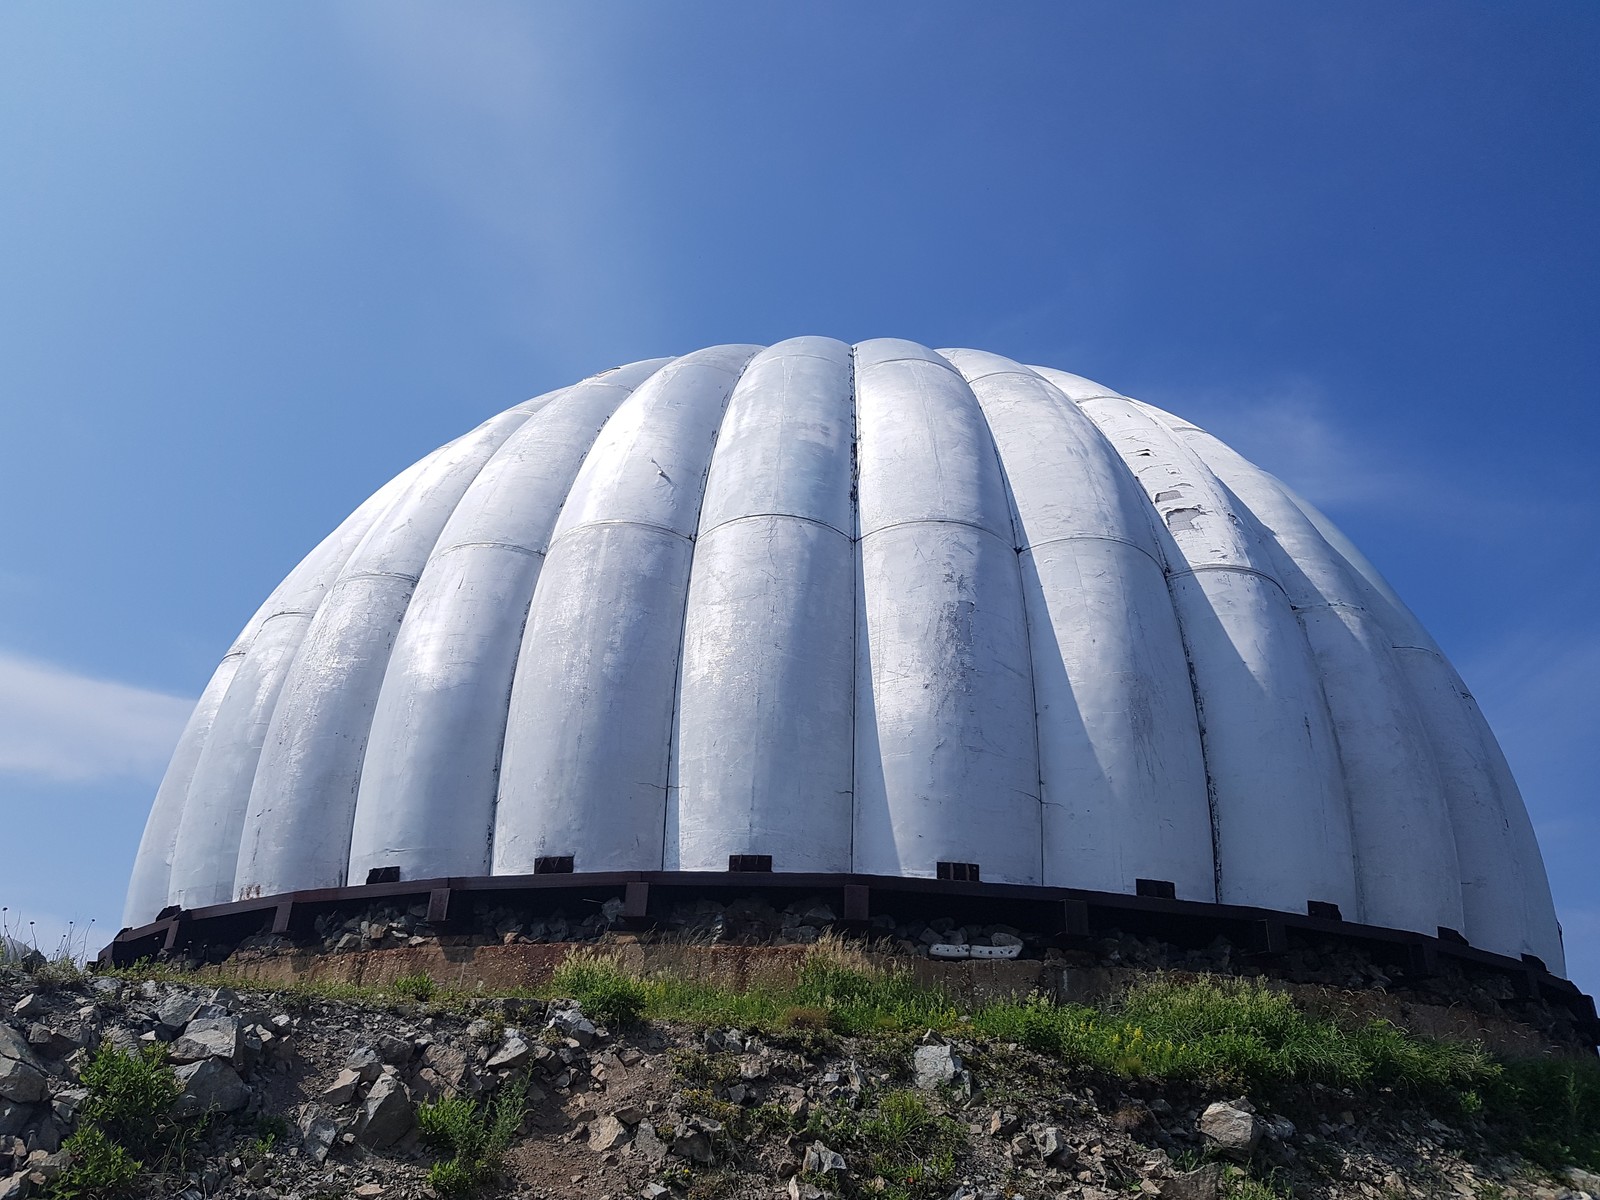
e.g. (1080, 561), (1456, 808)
(391, 970), (437, 1002)
(804, 1089), (964, 1200)
(108, 942), (1600, 1173)
(417, 1076), (528, 1196)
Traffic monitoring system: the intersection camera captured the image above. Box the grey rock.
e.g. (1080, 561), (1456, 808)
(1160, 1163), (1224, 1200)
(50, 1088), (88, 1125)
(670, 1129), (714, 1165)
(803, 1140), (848, 1177)
(1564, 1169), (1600, 1197)
(486, 1033), (531, 1070)
(319, 1069), (362, 1106)
(298, 1106), (341, 1163)
(789, 1179), (824, 1200)
(376, 1034), (413, 1064)
(173, 1060), (250, 1117)
(549, 1009), (597, 1046)
(641, 1186), (670, 1200)
(169, 1017), (243, 1068)
(1198, 1100), (1262, 1160)
(912, 1043), (962, 1090)
(355, 1075), (413, 1148)
(588, 1114), (630, 1151)
(0, 1171), (25, 1200)
(988, 1110), (1019, 1137)
(1033, 1126), (1073, 1165)
(10, 997), (44, 1021)
(0, 1102), (30, 1138)
(156, 992), (204, 1033)
(0, 1029), (46, 1105)
(345, 1046), (383, 1082)
(633, 1120), (668, 1165)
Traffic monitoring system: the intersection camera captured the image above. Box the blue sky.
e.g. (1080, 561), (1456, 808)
(2, 3), (1596, 993)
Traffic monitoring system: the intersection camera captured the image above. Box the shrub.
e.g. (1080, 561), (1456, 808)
(1483, 1054), (1600, 1170)
(50, 1124), (140, 1199)
(417, 1077), (528, 1195)
(78, 1043), (182, 1160)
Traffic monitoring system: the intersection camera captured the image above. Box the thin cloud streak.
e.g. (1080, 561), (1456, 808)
(333, 5), (670, 369)
(1143, 378), (1553, 534)
(0, 651), (193, 783)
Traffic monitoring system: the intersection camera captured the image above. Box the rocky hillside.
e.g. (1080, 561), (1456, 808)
(1, 953), (1597, 1200)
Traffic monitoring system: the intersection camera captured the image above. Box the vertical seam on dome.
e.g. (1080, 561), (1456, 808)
(660, 348), (761, 871)
(953, 353), (1047, 886)
(848, 343), (860, 876)
(485, 364), (672, 878)
(1074, 394), (1223, 905)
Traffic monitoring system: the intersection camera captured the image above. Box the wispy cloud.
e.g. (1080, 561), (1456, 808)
(1140, 377), (1571, 542)
(0, 651), (192, 783)
(332, 6), (667, 367)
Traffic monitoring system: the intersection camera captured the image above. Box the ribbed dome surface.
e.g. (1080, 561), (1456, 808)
(123, 338), (1565, 974)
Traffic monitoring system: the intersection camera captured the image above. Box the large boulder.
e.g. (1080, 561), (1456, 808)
(355, 1075), (413, 1148)
(172, 1060), (250, 1117)
(169, 1017), (244, 1068)
(911, 1043), (962, 1090)
(1198, 1100), (1262, 1160)
(0, 1029), (46, 1105)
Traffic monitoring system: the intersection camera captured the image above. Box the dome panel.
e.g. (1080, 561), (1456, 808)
(125, 339), (1566, 977)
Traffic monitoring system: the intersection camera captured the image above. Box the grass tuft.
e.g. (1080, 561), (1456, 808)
(417, 1076), (528, 1195)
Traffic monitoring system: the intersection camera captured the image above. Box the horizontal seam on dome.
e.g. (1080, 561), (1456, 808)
(1020, 533), (1165, 572)
(858, 517), (1012, 544)
(744, 352), (846, 367)
(337, 569), (421, 586)
(430, 540), (545, 561)
(855, 355), (963, 376)
(698, 512), (852, 541)
(1288, 599), (1371, 616)
(258, 607), (318, 623)
(1166, 563), (1287, 595)
(545, 518), (693, 554)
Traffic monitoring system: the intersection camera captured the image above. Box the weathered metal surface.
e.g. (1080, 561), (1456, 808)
(124, 340), (1567, 980)
(852, 340), (1040, 883)
(347, 361), (669, 885)
(945, 350), (1213, 900)
(1064, 384), (1360, 918)
(159, 457), (434, 911)
(669, 338), (856, 872)
(493, 346), (761, 874)
(1145, 403), (1467, 942)
(232, 408), (537, 898)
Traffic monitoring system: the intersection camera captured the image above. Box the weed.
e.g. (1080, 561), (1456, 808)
(1221, 1165), (1290, 1200)
(672, 1048), (741, 1087)
(417, 1076), (528, 1195)
(806, 1089), (964, 1200)
(51, 1124), (141, 1199)
(391, 971), (437, 1002)
(1483, 1054), (1600, 1171)
(548, 950), (648, 1026)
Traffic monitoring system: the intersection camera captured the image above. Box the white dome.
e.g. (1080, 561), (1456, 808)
(123, 338), (1564, 974)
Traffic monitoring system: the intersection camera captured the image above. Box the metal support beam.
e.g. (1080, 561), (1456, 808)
(426, 888), (451, 926)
